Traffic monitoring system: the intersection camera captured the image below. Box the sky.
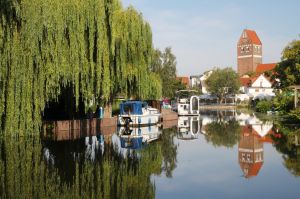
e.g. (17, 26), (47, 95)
(121, 0), (300, 76)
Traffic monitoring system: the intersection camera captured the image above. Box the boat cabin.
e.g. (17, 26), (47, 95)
(120, 101), (148, 115)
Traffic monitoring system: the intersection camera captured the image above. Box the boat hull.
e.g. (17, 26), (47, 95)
(176, 96), (200, 116)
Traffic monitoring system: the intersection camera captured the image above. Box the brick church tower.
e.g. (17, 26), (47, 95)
(237, 29), (262, 75)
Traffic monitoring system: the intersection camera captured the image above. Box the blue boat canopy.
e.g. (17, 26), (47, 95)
(119, 101), (148, 115)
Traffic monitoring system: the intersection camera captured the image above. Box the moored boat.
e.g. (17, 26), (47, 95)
(173, 90), (200, 116)
(118, 101), (161, 127)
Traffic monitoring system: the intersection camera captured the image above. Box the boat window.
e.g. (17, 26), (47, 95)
(142, 103), (147, 108)
(124, 104), (133, 114)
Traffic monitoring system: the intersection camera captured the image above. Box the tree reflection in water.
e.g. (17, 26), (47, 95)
(0, 127), (178, 198)
(204, 119), (241, 148)
(272, 126), (300, 176)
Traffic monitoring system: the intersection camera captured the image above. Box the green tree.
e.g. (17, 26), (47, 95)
(272, 38), (300, 89)
(205, 67), (240, 103)
(151, 47), (183, 98)
(0, 0), (162, 135)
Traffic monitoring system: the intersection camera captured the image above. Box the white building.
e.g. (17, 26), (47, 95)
(189, 75), (202, 89)
(237, 74), (275, 101)
(200, 70), (213, 94)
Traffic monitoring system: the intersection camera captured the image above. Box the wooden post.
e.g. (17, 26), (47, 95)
(295, 88), (298, 109)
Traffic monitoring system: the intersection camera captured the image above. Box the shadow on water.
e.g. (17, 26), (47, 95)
(0, 124), (178, 199)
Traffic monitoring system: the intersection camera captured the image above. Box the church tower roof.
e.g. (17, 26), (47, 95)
(238, 29), (262, 45)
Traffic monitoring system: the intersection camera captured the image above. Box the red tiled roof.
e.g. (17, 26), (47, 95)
(176, 76), (189, 86)
(245, 29), (262, 45)
(240, 75), (262, 87)
(240, 77), (251, 87)
(256, 63), (277, 74)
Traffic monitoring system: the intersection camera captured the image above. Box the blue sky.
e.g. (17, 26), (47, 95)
(122, 0), (300, 76)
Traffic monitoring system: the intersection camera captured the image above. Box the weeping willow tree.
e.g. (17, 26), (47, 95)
(0, 0), (162, 135)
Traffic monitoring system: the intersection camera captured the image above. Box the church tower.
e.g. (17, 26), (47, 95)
(237, 29), (262, 75)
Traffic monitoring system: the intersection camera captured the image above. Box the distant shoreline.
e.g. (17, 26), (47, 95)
(199, 105), (236, 110)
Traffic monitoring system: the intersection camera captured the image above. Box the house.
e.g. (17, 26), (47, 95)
(237, 74), (275, 101)
(189, 75), (202, 89)
(199, 70), (213, 94)
(176, 76), (190, 88)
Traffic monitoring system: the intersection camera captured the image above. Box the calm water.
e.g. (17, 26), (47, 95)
(1, 110), (300, 199)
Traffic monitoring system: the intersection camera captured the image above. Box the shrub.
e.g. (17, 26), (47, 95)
(255, 100), (273, 113)
(288, 108), (300, 122)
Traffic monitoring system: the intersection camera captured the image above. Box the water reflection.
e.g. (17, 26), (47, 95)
(177, 116), (201, 140)
(200, 110), (281, 178)
(0, 125), (178, 198)
(238, 125), (264, 178)
(201, 110), (241, 148)
(1, 111), (300, 198)
(272, 125), (300, 176)
(118, 126), (162, 149)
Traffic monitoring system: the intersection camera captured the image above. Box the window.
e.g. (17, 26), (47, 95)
(247, 154), (251, 162)
(242, 31), (246, 38)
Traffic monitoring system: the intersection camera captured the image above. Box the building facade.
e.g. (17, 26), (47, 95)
(237, 74), (275, 101)
(237, 29), (262, 75)
(190, 75), (202, 89)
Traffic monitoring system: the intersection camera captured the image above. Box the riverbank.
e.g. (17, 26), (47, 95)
(42, 109), (178, 141)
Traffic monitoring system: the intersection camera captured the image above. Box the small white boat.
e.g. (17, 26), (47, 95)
(177, 116), (201, 140)
(118, 101), (161, 127)
(173, 90), (200, 116)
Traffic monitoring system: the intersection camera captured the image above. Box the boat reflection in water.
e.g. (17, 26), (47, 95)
(177, 116), (201, 140)
(118, 125), (162, 149)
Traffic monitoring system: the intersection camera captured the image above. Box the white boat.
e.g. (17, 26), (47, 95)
(118, 101), (161, 127)
(177, 116), (201, 140)
(118, 126), (162, 149)
(173, 90), (200, 116)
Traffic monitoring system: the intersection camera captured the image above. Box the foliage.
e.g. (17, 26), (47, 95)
(150, 47), (182, 98)
(205, 67), (240, 103)
(273, 90), (294, 113)
(272, 38), (300, 88)
(255, 100), (273, 113)
(0, 0), (162, 135)
(288, 108), (300, 122)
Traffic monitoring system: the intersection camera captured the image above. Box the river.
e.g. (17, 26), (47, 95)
(0, 110), (300, 199)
